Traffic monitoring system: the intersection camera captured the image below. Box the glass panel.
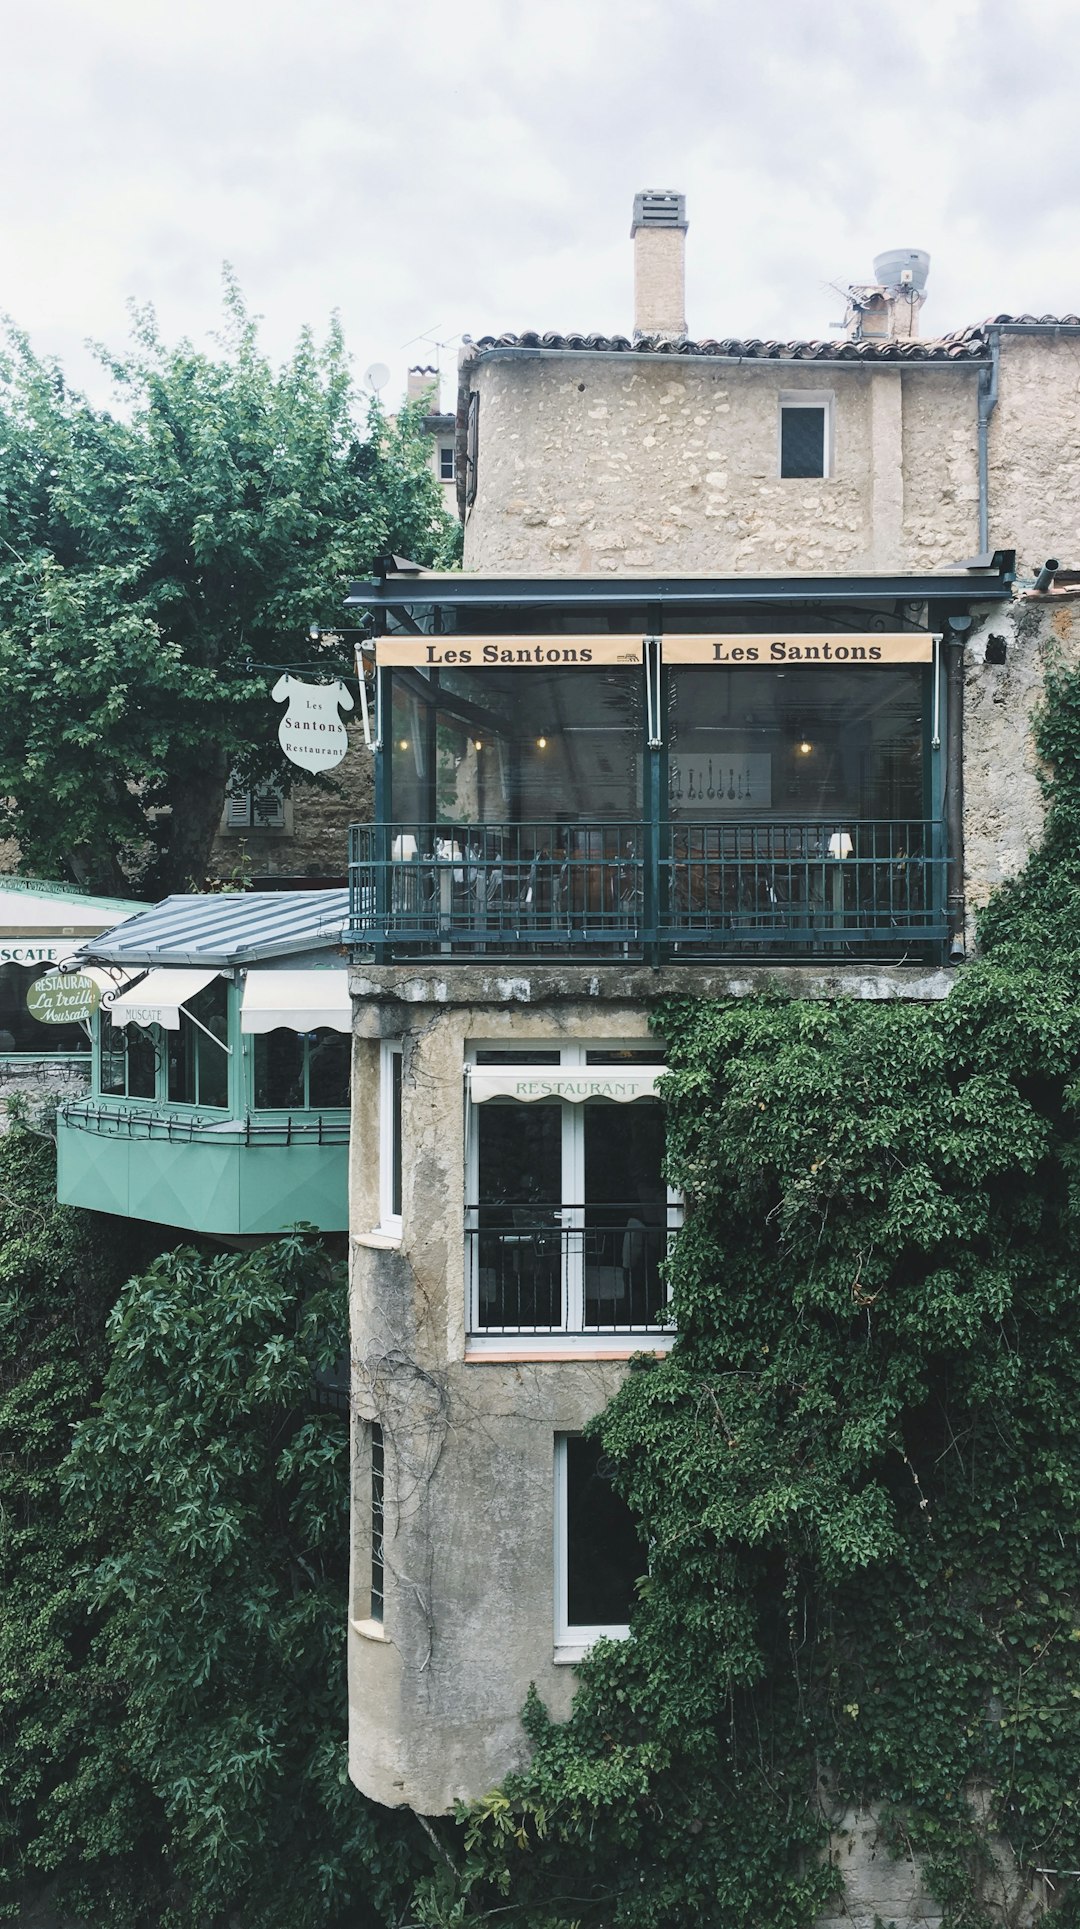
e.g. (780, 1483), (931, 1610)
(307, 1030), (350, 1109)
(565, 1436), (642, 1628)
(476, 1101), (562, 1328)
(99, 1025), (127, 1096)
(669, 666), (924, 824)
(254, 1031), (304, 1108)
(126, 1026), (157, 1099)
(474, 1050), (562, 1066)
(390, 667), (642, 825)
(0, 963), (89, 1055)
(584, 1101), (667, 1328)
(780, 407), (825, 478)
(168, 978), (228, 1108)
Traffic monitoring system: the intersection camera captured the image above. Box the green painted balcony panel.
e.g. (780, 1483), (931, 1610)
(56, 1104), (348, 1235)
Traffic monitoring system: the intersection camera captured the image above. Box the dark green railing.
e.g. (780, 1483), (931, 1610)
(347, 819), (947, 963)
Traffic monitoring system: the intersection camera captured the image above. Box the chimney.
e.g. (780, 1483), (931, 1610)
(631, 190), (688, 340)
(407, 365), (439, 404)
(844, 250), (931, 341)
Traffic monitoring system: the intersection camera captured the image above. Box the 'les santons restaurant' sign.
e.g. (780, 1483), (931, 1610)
(376, 633), (935, 669)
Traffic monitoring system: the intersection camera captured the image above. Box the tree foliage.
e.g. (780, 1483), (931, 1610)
(0, 1150), (423, 1926)
(415, 666), (1080, 1928)
(0, 279), (459, 894)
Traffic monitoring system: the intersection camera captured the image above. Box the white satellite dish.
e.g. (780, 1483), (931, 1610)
(364, 362), (391, 394)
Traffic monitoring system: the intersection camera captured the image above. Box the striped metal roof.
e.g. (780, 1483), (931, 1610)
(75, 890), (348, 969)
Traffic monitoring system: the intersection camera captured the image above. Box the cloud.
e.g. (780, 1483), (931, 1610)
(1, 0), (1079, 413)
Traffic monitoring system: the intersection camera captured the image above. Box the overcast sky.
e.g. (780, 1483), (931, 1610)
(2, 0), (1076, 412)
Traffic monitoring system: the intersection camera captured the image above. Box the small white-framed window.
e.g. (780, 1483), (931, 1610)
(554, 1434), (643, 1657)
(379, 1040), (403, 1234)
(438, 442), (455, 483)
(779, 391), (833, 479)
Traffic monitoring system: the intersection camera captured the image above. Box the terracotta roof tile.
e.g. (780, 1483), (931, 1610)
(464, 326), (991, 363)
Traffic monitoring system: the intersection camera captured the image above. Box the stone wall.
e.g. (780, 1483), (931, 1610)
(207, 737), (373, 884)
(990, 332), (1080, 578)
(461, 356), (979, 577)
(964, 593), (1080, 935)
(0, 1056), (89, 1129)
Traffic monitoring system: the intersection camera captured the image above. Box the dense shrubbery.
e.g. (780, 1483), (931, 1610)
(413, 667), (1080, 1927)
(0, 1157), (422, 1926)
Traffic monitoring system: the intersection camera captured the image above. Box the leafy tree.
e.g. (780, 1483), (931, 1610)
(414, 665), (1080, 1927)
(0, 280), (459, 895)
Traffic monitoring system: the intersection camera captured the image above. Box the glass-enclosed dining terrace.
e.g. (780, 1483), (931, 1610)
(345, 565), (1014, 963)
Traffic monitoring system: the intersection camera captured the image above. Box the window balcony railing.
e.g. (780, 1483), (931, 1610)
(348, 819), (947, 962)
(466, 1202), (679, 1336)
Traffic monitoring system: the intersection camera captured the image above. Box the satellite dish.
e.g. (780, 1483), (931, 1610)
(364, 362), (391, 394)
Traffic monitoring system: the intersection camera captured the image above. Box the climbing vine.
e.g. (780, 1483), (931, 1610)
(415, 662), (1080, 1928)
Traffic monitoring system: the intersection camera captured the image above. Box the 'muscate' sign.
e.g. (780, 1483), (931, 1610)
(662, 634), (936, 665)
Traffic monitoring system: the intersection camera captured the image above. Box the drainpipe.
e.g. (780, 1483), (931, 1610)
(945, 615), (971, 958)
(977, 327), (1000, 555)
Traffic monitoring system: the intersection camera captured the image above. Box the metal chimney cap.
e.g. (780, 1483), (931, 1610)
(631, 190), (688, 236)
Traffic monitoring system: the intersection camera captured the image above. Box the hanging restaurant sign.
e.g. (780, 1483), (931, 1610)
(661, 633), (936, 665)
(375, 636), (644, 669)
(25, 971), (101, 1025)
(271, 675), (354, 770)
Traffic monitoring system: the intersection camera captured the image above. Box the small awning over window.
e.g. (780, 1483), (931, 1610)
(240, 969), (351, 1035)
(467, 1065), (662, 1104)
(109, 968), (220, 1030)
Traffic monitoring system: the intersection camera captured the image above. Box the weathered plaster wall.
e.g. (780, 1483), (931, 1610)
(347, 990), (664, 1814)
(461, 358), (978, 577)
(964, 594), (1080, 934)
(989, 333), (1080, 578)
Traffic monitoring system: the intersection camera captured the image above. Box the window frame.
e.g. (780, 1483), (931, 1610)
(464, 1039), (680, 1348)
(438, 442), (456, 483)
(554, 1434), (637, 1659)
(250, 1026), (351, 1113)
(95, 1014), (163, 1101)
(378, 1040), (404, 1236)
(778, 390), (834, 480)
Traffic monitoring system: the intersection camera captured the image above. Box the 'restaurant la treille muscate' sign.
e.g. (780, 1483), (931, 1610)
(26, 971), (101, 1025)
(375, 633), (936, 668)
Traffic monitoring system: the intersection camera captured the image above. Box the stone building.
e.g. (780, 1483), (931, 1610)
(343, 188), (1080, 1916)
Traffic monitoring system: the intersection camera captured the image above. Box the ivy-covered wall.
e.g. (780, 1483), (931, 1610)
(406, 661), (1080, 1927)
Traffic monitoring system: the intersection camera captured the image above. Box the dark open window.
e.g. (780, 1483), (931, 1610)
(560, 1434), (643, 1635)
(780, 405), (827, 478)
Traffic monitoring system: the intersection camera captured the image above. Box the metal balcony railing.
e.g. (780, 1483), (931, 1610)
(57, 1100), (350, 1145)
(348, 819), (947, 962)
(465, 1202), (679, 1336)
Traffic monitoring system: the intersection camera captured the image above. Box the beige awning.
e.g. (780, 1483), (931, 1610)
(109, 968), (219, 1030)
(467, 1065), (662, 1104)
(240, 969), (351, 1035)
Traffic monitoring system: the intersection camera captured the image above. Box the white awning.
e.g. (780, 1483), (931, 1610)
(240, 968), (351, 1035)
(468, 1065), (662, 1104)
(109, 967), (220, 1030)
